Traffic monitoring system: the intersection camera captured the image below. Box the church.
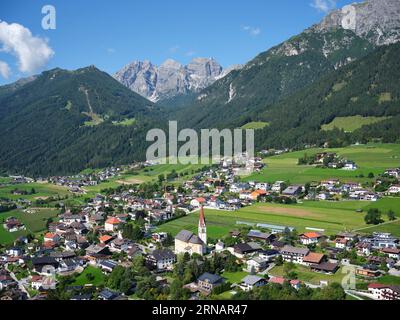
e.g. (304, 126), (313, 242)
(174, 206), (207, 256)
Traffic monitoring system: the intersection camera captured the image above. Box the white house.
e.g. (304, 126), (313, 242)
(388, 185), (400, 195)
(299, 232), (322, 245)
(240, 275), (267, 292)
(246, 257), (267, 273)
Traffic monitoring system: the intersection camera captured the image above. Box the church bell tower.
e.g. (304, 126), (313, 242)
(198, 205), (207, 246)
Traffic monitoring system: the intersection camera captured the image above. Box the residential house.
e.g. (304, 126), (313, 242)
(240, 275), (267, 292)
(282, 186), (302, 197)
(104, 217), (121, 232)
(381, 248), (400, 260)
(368, 284), (400, 300)
(280, 246), (310, 265)
(197, 273), (224, 294)
(303, 252), (325, 266)
(299, 232), (323, 245)
(246, 257), (267, 273)
(146, 249), (176, 271)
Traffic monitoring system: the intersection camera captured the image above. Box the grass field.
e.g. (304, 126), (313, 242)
(72, 266), (106, 286)
(0, 208), (59, 244)
(222, 271), (250, 284)
(0, 182), (69, 201)
(241, 122), (270, 130)
(269, 265), (345, 286)
(321, 116), (390, 132)
(245, 143), (400, 184)
(158, 200), (390, 238)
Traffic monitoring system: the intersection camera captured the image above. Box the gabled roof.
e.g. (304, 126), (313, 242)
(242, 275), (264, 286)
(198, 272), (223, 284)
(105, 217), (121, 225)
(303, 252), (325, 264)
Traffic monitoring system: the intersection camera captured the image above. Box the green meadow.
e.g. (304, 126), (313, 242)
(0, 182), (69, 201)
(241, 122), (270, 130)
(158, 199), (400, 239)
(245, 143), (400, 184)
(0, 208), (59, 244)
(321, 116), (390, 132)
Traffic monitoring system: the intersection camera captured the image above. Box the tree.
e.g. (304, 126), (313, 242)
(364, 208), (383, 225)
(387, 210), (397, 221)
(169, 279), (190, 300)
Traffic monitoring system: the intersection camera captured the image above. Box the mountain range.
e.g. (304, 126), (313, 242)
(0, 0), (399, 176)
(114, 58), (241, 103)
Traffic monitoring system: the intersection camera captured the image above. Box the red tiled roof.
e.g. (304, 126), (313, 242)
(105, 217), (121, 225)
(269, 277), (285, 285)
(368, 283), (388, 289)
(99, 235), (113, 243)
(301, 232), (322, 239)
(304, 252), (325, 264)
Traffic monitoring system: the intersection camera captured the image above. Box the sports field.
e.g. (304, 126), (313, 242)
(245, 143), (400, 184)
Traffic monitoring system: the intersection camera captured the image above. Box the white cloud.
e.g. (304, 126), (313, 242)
(310, 0), (337, 13)
(242, 25), (261, 37)
(107, 48), (116, 54)
(0, 60), (10, 79)
(0, 20), (54, 74)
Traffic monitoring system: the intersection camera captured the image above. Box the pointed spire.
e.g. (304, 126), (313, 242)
(199, 205), (206, 227)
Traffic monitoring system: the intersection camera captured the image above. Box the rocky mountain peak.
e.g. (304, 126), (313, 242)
(114, 57), (231, 102)
(312, 0), (400, 46)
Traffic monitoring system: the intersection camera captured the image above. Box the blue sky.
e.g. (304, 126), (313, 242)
(0, 0), (359, 85)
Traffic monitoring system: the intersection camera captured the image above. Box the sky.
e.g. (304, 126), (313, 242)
(0, 0), (360, 85)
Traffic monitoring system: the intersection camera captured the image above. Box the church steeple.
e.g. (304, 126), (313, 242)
(198, 205), (207, 245)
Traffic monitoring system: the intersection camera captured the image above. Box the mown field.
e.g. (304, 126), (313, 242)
(0, 182), (69, 201)
(245, 143), (400, 184)
(0, 208), (59, 244)
(269, 265), (345, 286)
(321, 116), (390, 132)
(158, 199), (400, 239)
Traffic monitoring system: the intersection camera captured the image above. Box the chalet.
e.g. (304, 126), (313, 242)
(127, 244), (143, 259)
(310, 262), (339, 274)
(246, 257), (267, 273)
(269, 277), (301, 289)
(259, 249), (280, 262)
(368, 283), (400, 300)
(385, 168), (400, 178)
(335, 238), (350, 249)
(337, 232), (358, 241)
(282, 185), (302, 197)
(233, 243), (262, 258)
(3, 217), (25, 232)
(281, 245), (309, 265)
(303, 252), (325, 266)
(31, 257), (59, 275)
(356, 243), (372, 256)
(197, 273), (224, 294)
(381, 247), (400, 260)
(247, 230), (276, 243)
(44, 233), (60, 244)
(240, 275), (267, 292)
(388, 185), (400, 195)
(271, 181), (285, 193)
(356, 266), (380, 278)
(99, 259), (118, 273)
(146, 249), (176, 271)
(299, 232), (323, 245)
(104, 217), (121, 232)
(99, 235), (114, 244)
